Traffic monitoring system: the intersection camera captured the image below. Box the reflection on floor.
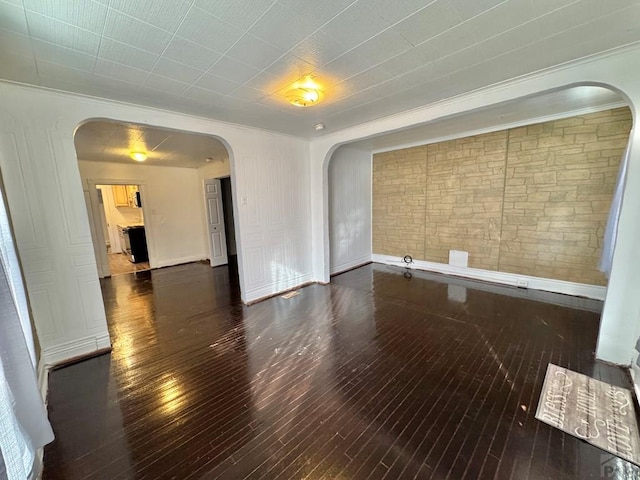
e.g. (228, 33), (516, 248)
(43, 263), (639, 479)
(108, 252), (150, 276)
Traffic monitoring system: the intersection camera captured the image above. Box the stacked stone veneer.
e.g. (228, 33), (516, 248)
(372, 146), (427, 260)
(372, 107), (632, 286)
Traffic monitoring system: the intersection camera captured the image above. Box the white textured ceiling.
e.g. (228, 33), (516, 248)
(75, 120), (229, 168)
(76, 87), (624, 168)
(1, 0), (639, 137)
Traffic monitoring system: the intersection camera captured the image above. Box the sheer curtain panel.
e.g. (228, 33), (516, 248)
(599, 143), (632, 278)
(0, 257), (54, 479)
(0, 187), (54, 479)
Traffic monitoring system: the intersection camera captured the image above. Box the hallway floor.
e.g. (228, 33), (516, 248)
(107, 252), (150, 276)
(42, 262), (639, 479)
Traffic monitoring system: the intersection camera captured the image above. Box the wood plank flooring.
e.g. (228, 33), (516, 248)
(107, 252), (150, 276)
(43, 262), (640, 479)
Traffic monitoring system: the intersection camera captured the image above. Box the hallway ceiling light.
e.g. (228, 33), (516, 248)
(284, 77), (324, 107)
(130, 151), (147, 162)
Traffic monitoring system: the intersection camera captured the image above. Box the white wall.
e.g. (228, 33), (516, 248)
(328, 146), (372, 275)
(310, 44), (640, 368)
(0, 81), (312, 366)
(82, 162), (208, 268)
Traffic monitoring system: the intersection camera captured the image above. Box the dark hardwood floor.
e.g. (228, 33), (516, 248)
(43, 261), (639, 479)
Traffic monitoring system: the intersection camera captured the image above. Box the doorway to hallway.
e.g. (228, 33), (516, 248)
(95, 183), (150, 276)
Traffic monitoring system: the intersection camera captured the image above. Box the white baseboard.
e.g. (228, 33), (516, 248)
(330, 255), (372, 275)
(372, 254), (607, 300)
(41, 332), (112, 366)
(152, 255), (208, 269)
(244, 273), (315, 304)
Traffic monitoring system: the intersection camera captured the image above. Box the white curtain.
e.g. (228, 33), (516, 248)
(0, 191), (54, 478)
(0, 257), (54, 479)
(0, 202), (36, 367)
(599, 143), (632, 278)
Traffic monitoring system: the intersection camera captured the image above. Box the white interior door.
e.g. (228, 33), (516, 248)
(205, 178), (228, 267)
(85, 189), (110, 277)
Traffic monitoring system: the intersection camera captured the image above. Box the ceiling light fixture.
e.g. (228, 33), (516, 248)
(130, 151), (147, 162)
(285, 76), (324, 107)
(314, 123), (325, 131)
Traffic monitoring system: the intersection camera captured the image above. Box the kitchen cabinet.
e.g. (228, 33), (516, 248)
(113, 185), (129, 207)
(113, 185), (139, 207)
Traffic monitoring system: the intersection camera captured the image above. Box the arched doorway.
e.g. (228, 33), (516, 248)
(74, 119), (241, 287)
(323, 84), (637, 374)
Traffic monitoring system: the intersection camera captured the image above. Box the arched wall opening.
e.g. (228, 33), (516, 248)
(74, 118), (243, 296)
(321, 82), (637, 374)
(0, 81), (315, 370)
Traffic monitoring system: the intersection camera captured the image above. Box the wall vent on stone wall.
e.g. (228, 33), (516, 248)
(449, 250), (469, 268)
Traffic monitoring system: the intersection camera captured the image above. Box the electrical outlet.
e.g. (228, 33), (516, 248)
(241, 195), (248, 206)
(516, 279), (528, 288)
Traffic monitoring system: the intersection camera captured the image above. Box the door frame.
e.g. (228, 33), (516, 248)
(85, 178), (154, 278)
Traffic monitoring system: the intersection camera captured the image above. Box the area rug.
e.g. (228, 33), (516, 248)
(536, 363), (640, 466)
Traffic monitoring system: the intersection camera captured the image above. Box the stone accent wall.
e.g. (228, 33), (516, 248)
(500, 108), (631, 285)
(425, 131), (508, 270)
(372, 107), (632, 286)
(372, 146), (426, 259)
